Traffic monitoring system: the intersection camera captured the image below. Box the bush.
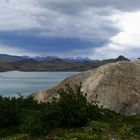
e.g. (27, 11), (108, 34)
(0, 84), (101, 137)
(0, 95), (42, 137)
(29, 84), (101, 136)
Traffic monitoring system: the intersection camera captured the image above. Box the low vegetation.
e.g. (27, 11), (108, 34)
(0, 84), (140, 140)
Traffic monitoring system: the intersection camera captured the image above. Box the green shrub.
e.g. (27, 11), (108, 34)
(29, 84), (101, 136)
(0, 95), (42, 137)
(1, 84), (139, 139)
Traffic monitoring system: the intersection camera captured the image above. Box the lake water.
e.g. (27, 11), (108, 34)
(0, 71), (79, 97)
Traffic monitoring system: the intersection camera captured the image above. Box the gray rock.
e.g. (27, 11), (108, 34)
(33, 61), (140, 115)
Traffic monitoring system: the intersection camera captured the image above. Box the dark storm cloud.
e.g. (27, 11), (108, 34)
(0, 30), (107, 56)
(39, 0), (140, 16)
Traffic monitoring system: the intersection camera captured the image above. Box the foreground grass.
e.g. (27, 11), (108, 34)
(46, 116), (140, 140)
(3, 115), (140, 140)
(0, 84), (140, 140)
(3, 134), (29, 140)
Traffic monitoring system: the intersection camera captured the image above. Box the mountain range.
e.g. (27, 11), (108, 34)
(0, 54), (92, 63)
(0, 54), (130, 72)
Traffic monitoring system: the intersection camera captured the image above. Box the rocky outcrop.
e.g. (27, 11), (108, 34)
(33, 70), (92, 102)
(33, 61), (140, 115)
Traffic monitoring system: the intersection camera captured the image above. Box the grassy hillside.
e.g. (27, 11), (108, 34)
(3, 115), (140, 140)
(0, 84), (140, 140)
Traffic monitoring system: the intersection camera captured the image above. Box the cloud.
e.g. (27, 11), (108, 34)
(0, 0), (139, 59)
(93, 11), (140, 59)
(0, 0), (42, 31)
(40, 0), (140, 14)
(0, 0), (120, 36)
(0, 44), (37, 56)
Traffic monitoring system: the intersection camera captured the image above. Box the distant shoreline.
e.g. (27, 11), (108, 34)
(0, 70), (81, 73)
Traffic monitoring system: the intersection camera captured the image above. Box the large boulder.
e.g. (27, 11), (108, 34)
(33, 61), (140, 115)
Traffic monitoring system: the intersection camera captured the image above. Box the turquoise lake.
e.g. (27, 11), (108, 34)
(0, 71), (79, 96)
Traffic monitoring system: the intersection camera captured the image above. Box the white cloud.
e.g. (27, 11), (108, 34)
(0, 0), (119, 38)
(111, 12), (140, 48)
(93, 11), (140, 59)
(0, 44), (37, 56)
(0, 0), (43, 31)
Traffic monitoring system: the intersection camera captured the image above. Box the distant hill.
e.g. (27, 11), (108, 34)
(116, 55), (130, 61)
(32, 56), (60, 61)
(63, 56), (92, 62)
(0, 54), (28, 63)
(0, 54), (130, 72)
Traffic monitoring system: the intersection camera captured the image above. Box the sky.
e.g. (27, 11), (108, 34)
(0, 0), (140, 59)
